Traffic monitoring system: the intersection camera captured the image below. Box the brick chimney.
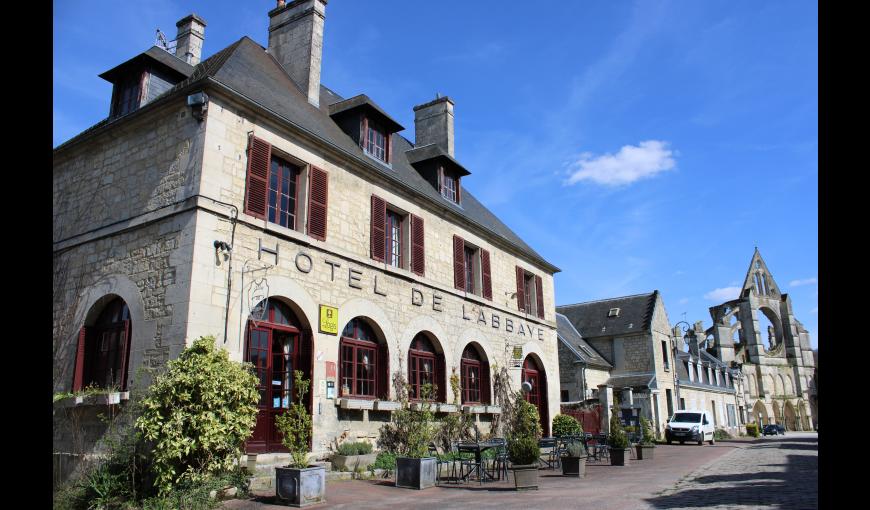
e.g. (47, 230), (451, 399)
(413, 95), (455, 156)
(268, 0), (327, 107)
(174, 14), (206, 65)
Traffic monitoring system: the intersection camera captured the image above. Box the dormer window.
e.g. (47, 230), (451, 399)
(362, 117), (389, 162)
(111, 72), (144, 117)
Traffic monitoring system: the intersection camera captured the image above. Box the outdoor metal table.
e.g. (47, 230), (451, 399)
(456, 440), (502, 483)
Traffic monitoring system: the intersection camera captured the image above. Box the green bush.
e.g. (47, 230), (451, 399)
(713, 428), (733, 440)
(377, 373), (436, 459)
(640, 417), (656, 446)
(369, 451), (397, 471)
(135, 336), (259, 495)
(336, 441), (373, 456)
(608, 410), (629, 449)
(552, 414), (583, 437)
(745, 423), (760, 437)
(507, 392), (542, 465)
(274, 371), (313, 469)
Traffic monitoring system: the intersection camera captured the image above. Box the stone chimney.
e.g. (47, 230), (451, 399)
(268, 0), (327, 107)
(174, 14), (206, 65)
(413, 95), (455, 156)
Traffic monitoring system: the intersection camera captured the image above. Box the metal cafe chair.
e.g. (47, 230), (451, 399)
(484, 438), (509, 481)
(538, 437), (559, 469)
(431, 442), (460, 485)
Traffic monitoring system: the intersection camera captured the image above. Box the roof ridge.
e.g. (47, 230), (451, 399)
(557, 291), (656, 308)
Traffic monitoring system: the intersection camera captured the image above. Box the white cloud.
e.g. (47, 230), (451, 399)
(565, 140), (676, 186)
(678, 297), (689, 305)
(810, 307), (818, 314)
(789, 277), (817, 287)
(703, 286), (741, 301)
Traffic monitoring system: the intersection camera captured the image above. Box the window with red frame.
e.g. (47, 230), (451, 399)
(85, 298), (132, 390)
(267, 156), (301, 229)
(339, 318), (379, 398)
(461, 345), (483, 404)
(440, 170), (458, 203)
(408, 334), (437, 401)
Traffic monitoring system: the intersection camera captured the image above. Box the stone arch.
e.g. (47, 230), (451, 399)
(522, 352), (550, 436)
(772, 400), (782, 425)
(767, 374), (778, 396)
(783, 401), (797, 431)
(784, 374), (794, 396)
(73, 273), (149, 392)
(752, 400), (769, 425)
(749, 373), (757, 397)
(778, 374), (787, 396)
(452, 327), (499, 370)
(337, 297), (396, 373)
(757, 306), (783, 353)
(458, 340), (493, 406)
(800, 400), (812, 430)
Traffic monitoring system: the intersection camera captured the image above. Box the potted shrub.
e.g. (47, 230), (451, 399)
(552, 413), (583, 438)
(635, 417), (656, 460)
(274, 371), (326, 507)
(746, 423), (760, 438)
(608, 411), (631, 466)
(331, 441), (377, 472)
(379, 375), (437, 490)
(508, 392), (543, 490)
(553, 414), (586, 476)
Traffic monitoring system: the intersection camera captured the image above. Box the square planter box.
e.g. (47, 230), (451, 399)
(395, 457), (436, 490)
(339, 398), (374, 410)
(332, 453), (378, 472)
(561, 455), (586, 477)
(275, 465), (326, 507)
(485, 405), (502, 414)
(409, 402), (434, 411)
(436, 403), (458, 413)
(610, 448), (631, 466)
(373, 400), (401, 412)
(511, 464), (539, 490)
(636, 445), (655, 460)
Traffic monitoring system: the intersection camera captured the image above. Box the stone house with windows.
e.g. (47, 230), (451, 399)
(701, 249), (816, 431)
(53, 0), (561, 481)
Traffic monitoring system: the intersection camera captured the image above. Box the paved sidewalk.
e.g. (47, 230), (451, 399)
(644, 432), (818, 509)
(223, 441), (740, 510)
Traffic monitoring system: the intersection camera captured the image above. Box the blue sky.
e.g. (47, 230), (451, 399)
(54, 1), (818, 348)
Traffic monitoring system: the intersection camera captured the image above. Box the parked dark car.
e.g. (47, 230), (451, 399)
(762, 424), (785, 436)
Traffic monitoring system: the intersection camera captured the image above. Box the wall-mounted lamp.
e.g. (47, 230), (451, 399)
(214, 240), (232, 262)
(187, 91), (209, 122)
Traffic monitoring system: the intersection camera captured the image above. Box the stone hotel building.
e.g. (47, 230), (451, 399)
(52, 0), (561, 467)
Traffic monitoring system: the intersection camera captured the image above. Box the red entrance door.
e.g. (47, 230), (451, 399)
(522, 356), (550, 436)
(245, 300), (311, 453)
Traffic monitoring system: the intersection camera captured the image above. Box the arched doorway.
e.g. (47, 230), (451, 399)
(522, 355), (549, 436)
(783, 401), (797, 431)
(74, 296), (133, 392)
(245, 298), (312, 453)
(752, 400), (769, 426)
(408, 332), (446, 402)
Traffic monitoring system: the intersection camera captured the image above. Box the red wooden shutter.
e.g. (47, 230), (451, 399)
(386, 133), (392, 163)
(436, 354), (446, 402)
(411, 214), (425, 276)
(535, 274), (545, 319)
(307, 166), (329, 241)
(244, 135), (271, 219)
(370, 195), (386, 262)
(456, 177), (462, 204)
(453, 235), (465, 290)
(481, 362), (491, 405)
(72, 326), (88, 391)
(481, 249), (492, 300)
(118, 320), (132, 391)
(378, 343), (389, 400)
(516, 266), (526, 313)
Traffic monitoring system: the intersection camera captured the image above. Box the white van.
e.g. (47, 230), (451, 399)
(665, 410), (715, 445)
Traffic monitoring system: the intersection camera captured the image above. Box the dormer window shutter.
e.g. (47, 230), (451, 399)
(535, 274), (544, 319)
(244, 135), (271, 219)
(307, 166), (329, 241)
(516, 266), (526, 312)
(386, 132), (392, 164)
(359, 116), (367, 150)
(72, 326), (89, 392)
(411, 214), (425, 276)
(370, 195), (386, 262)
(453, 235), (465, 290)
(481, 249), (492, 300)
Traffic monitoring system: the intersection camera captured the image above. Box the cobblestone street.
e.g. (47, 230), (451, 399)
(645, 432), (818, 509)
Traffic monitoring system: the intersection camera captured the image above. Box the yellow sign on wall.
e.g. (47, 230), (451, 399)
(319, 305), (339, 335)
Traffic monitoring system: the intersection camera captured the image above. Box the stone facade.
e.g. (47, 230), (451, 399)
(53, 2), (561, 477)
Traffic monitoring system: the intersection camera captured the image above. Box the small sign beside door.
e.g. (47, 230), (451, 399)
(511, 345), (523, 368)
(319, 305), (338, 335)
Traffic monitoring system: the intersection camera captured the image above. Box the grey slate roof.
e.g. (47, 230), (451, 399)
(58, 37), (557, 273)
(405, 144), (471, 176)
(556, 313), (612, 369)
(605, 374), (654, 389)
(557, 291), (658, 339)
(327, 94), (404, 132)
(99, 46), (195, 82)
